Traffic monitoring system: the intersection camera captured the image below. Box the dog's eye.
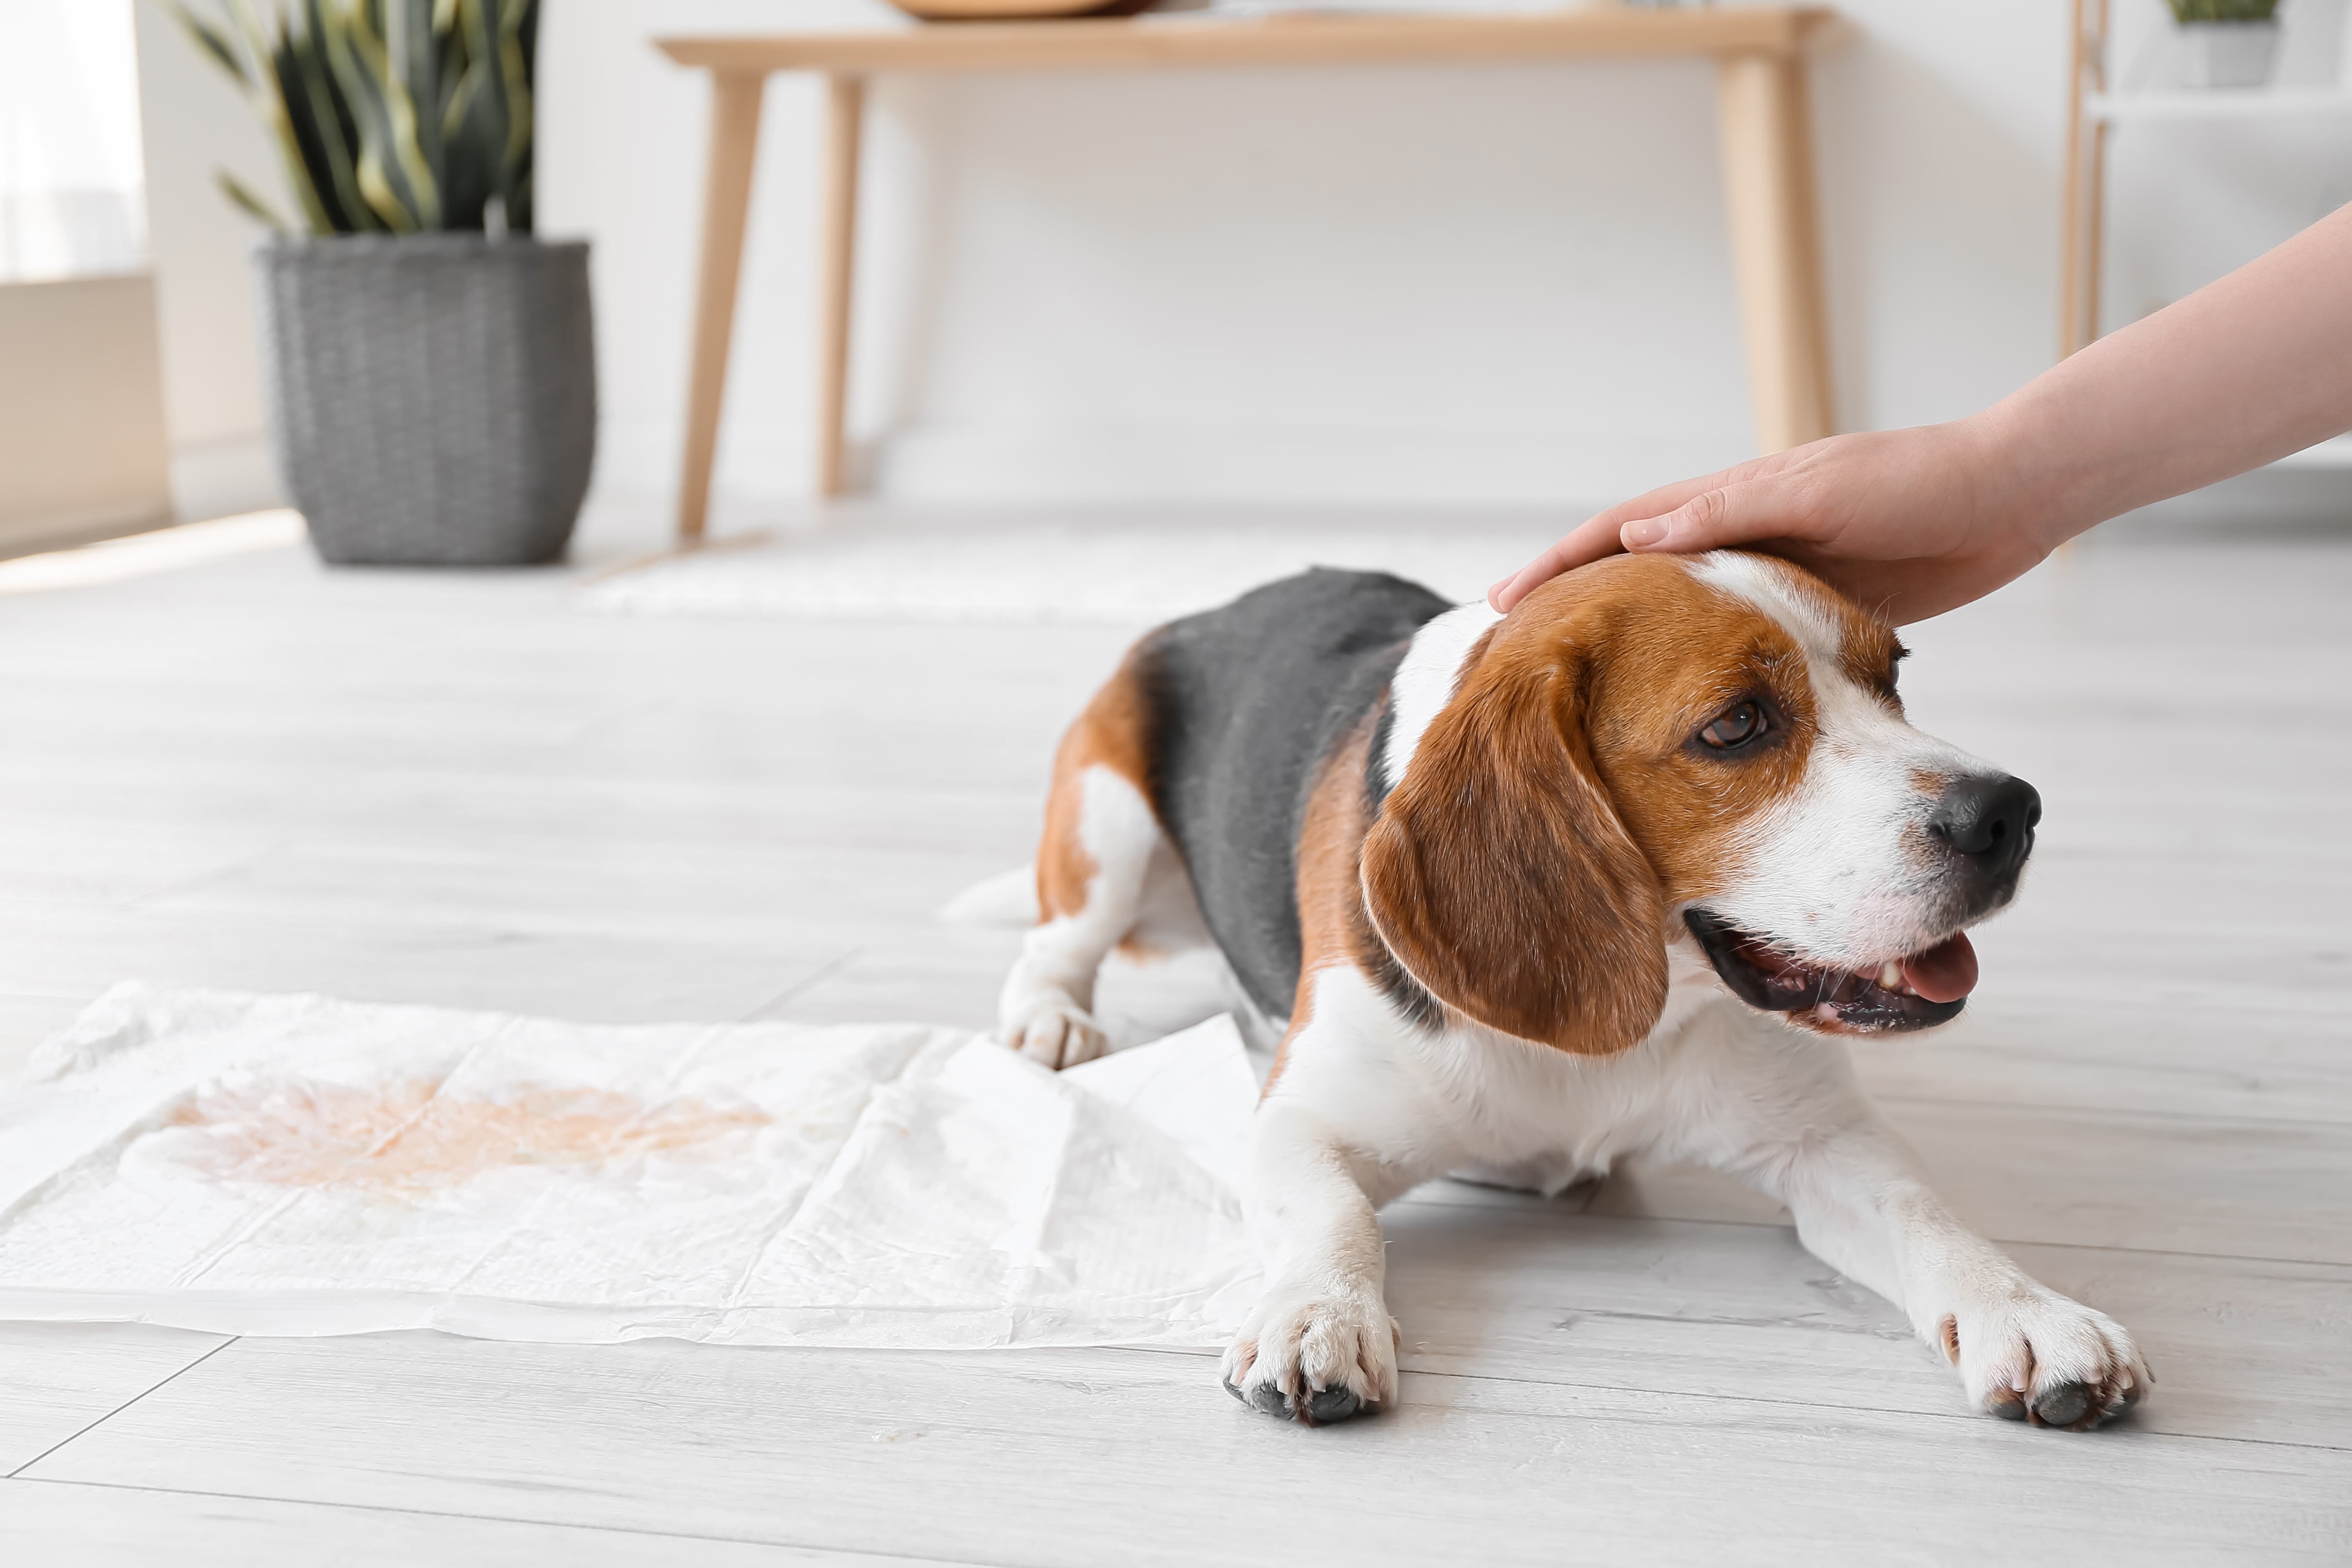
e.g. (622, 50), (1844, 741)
(1700, 702), (1768, 750)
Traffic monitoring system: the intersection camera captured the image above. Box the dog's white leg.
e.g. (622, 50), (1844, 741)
(1779, 1119), (2148, 1428)
(1219, 1098), (1408, 1425)
(997, 764), (1165, 1069)
(1221, 970), (1446, 1425)
(1678, 1018), (2149, 1430)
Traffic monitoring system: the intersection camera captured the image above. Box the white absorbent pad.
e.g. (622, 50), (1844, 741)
(0, 984), (1263, 1349)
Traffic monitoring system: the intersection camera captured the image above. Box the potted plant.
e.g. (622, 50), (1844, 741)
(167, 0), (593, 565)
(2170, 0), (2282, 90)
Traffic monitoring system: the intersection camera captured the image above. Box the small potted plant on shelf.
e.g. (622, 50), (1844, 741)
(166, 0), (593, 565)
(2170, 0), (2282, 90)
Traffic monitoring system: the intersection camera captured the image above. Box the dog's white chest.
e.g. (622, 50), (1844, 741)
(1280, 954), (1785, 1195)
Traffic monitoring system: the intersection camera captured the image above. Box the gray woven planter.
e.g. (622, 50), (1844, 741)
(257, 234), (595, 565)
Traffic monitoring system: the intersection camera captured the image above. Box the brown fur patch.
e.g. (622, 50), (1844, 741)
(1738, 553), (1908, 711)
(1361, 562), (1673, 1055)
(1804, 580), (1906, 709)
(1568, 558), (1818, 908)
(1265, 711), (1381, 1093)
(1036, 650), (1156, 921)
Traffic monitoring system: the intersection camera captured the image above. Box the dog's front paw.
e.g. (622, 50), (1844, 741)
(1937, 1284), (2148, 1430)
(998, 1001), (1107, 1070)
(1220, 1286), (1399, 1425)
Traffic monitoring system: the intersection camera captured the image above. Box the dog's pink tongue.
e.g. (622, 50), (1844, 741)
(1900, 933), (1978, 1005)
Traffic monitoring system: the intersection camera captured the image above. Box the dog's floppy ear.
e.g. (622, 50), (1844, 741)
(1360, 615), (1668, 1055)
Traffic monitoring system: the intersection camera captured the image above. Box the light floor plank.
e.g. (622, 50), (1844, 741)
(0, 895), (858, 1024)
(25, 1332), (2349, 1566)
(0, 513), (2347, 1559)
(1378, 1203), (2352, 1447)
(0, 1324), (227, 1475)
(0, 1478), (964, 1567)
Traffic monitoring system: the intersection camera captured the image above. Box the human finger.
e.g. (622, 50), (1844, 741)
(1487, 512), (1626, 611)
(1613, 471), (1836, 558)
(1487, 460), (1788, 611)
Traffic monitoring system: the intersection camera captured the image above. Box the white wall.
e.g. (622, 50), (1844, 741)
(133, 0), (2352, 524)
(536, 0), (2095, 517)
(2105, 0), (2352, 326)
(131, 0), (287, 522)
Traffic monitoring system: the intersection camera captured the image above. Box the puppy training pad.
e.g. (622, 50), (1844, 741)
(0, 985), (1261, 1348)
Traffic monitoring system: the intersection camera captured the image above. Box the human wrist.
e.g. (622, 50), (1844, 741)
(1952, 398), (2099, 560)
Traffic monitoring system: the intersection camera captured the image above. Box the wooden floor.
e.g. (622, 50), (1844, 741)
(1, 505), (2347, 1564)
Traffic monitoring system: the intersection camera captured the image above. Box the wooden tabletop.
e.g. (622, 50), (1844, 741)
(655, 6), (1836, 75)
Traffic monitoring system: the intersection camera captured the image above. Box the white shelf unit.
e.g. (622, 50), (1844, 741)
(2086, 87), (2352, 121)
(2062, 0), (2352, 359)
(2063, 3), (2352, 481)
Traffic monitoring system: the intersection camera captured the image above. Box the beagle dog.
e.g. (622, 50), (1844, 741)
(998, 552), (2147, 1431)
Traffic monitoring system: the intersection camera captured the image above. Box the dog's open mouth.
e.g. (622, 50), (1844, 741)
(1683, 910), (1974, 1034)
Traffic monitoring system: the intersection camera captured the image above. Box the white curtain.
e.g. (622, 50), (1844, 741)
(0, 0), (148, 282)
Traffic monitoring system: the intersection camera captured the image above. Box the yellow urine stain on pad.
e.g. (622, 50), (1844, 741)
(162, 1079), (773, 1199)
(0, 984), (1261, 1349)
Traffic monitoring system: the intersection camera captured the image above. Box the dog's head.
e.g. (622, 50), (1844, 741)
(1361, 550), (2036, 1055)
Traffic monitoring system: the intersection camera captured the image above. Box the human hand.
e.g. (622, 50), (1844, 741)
(1487, 420), (2060, 626)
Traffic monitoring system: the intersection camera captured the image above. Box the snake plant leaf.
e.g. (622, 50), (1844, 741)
(436, 0), (501, 229)
(320, 0), (426, 230)
(342, 0), (443, 229)
(209, 0), (336, 234)
(284, 0), (375, 232)
(496, 0), (536, 231)
(216, 170), (291, 231)
(387, 0), (447, 212)
(160, 2), (252, 86)
(164, 0), (536, 236)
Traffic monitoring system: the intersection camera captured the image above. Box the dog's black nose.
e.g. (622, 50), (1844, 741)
(1928, 774), (2041, 881)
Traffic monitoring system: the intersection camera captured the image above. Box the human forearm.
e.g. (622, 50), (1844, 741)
(1979, 200), (2352, 551)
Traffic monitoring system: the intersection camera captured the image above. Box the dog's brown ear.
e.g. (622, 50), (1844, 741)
(1360, 619), (1668, 1055)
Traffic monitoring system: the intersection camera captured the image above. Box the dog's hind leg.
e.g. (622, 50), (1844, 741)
(998, 664), (1172, 1069)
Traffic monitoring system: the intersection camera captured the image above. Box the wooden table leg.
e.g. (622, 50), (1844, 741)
(2061, 0), (2090, 358)
(1715, 50), (1833, 455)
(2059, 0), (2112, 359)
(815, 74), (867, 498)
(677, 70), (767, 543)
(2080, 116), (2109, 356)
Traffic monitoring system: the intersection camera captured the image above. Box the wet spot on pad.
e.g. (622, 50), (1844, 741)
(157, 1079), (771, 1199)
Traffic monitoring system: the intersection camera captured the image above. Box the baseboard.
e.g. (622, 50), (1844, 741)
(594, 414), (1753, 511)
(870, 425), (1753, 509)
(2115, 466), (2352, 536)
(170, 436), (287, 524)
(0, 503), (175, 563)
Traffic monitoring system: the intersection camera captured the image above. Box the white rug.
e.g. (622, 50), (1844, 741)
(579, 514), (1565, 626)
(0, 984), (1260, 1349)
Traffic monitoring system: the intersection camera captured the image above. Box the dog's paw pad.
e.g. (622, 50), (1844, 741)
(1220, 1289), (1397, 1427)
(1222, 1372), (1373, 1425)
(2030, 1380), (2095, 1429)
(1304, 1385), (1367, 1424)
(1945, 1287), (2148, 1432)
